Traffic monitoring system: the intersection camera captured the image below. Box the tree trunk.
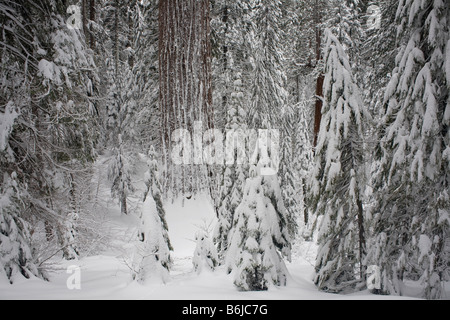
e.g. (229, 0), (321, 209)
(313, 0), (324, 149)
(121, 192), (128, 216)
(82, 0), (88, 41)
(357, 197), (366, 279)
(222, 5), (229, 111)
(128, 1), (134, 68)
(114, 0), (119, 78)
(89, 0), (95, 49)
(313, 74), (324, 148)
(159, 0), (213, 197)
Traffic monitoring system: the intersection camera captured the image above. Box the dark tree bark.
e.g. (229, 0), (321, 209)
(159, 0), (214, 197)
(313, 0), (324, 149)
(313, 74), (324, 148)
(89, 0), (95, 49)
(82, 0), (88, 41)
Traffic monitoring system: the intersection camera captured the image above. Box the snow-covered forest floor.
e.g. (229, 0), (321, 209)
(0, 157), (430, 300)
(0, 201), (415, 300)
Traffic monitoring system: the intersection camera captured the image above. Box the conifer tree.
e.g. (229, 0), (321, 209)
(0, 172), (43, 283)
(1, 0), (99, 273)
(309, 29), (367, 293)
(226, 165), (290, 291)
(246, 0), (289, 131)
(367, 0), (450, 299)
(214, 72), (248, 262)
(134, 148), (172, 284)
(292, 99), (314, 239)
(193, 231), (219, 274)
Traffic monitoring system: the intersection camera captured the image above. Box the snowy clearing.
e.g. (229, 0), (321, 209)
(0, 195), (424, 300)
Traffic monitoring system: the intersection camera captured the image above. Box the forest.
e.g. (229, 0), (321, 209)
(0, 0), (449, 300)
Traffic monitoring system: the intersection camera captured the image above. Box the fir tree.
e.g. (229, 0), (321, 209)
(292, 98), (314, 239)
(214, 72), (248, 262)
(0, 172), (43, 283)
(226, 165), (290, 291)
(246, 0), (289, 131)
(309, 29), (367, 293)
(108, 135), (132, 216)
(193, 230), (219, 274)
(1, 0), (99, 271)
(367, 0), (450, 299)
(133, 148), (172, 284)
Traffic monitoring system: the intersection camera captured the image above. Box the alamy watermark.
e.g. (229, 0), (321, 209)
(66, 4), (382, 31)
(66, 5), (82, 30)
(171, 122), (280, 176)
(366, 265), (381, 290)
(66, 265), (81, 290)
(367, 5), (381, 30)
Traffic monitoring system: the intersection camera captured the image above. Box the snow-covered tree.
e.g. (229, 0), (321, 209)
(193, 230), (219, 274)
(292, 98), (314, 239)
(133, 196), (171, 284)
(226, 165), (290, 291)
(214, 72), (248, 262)
(1, 0), (100, 272)
(328, 0), (365, 68)
(246, 0), (289, 131)
(214, 163), (234, 262)
(130, 0), (160, 151)
(57, 176), (80, 261)
(108, 135), (132, 216)
(309, 28), (367, 293)
(133, 148), (172, 284)
(0, 172), (43, 283)
(278, 108), (300, 240)
(367, 0), (450, 299)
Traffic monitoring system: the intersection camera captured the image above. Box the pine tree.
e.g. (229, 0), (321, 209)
(226, 165), (290, 291)
(108, 135), (132, 216)
(278, 109), (299, 240)
(130, 0), (160, 151)
(246, 0), (289, 131)
(292, 98), (314, 239)
(0, 172), (43, 283)
(101, 0), (137, 216)
(133, 147), (172, 284)
(214, 72), (248, 262)
(309, 29), (367, 293)
(193, 230), (219, 274)
(57, 174), (80, 261)
(328, 0), (365, 66)
(1, 0), (100, 270)
(367, 0), (450, 299)
(362, 0), (398, 117)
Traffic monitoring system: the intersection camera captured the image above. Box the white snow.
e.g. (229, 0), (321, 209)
(0, 102), (19, 152)
(38, 59), (61, 84)
(0, 193), (425, 300)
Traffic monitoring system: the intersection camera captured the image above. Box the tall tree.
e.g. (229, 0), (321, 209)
(102, 0), (137, 215)
(133, 148), (173, 284)
(159, 0), (214, 199)
(292, 98), (314, 238)
(214, 72), (248, 262)
(226, 165), (291, 291)
(367, 0), (450, 299)
(130, 0), (160, 151)
(309, 29), (367, 293)
(1, 0), (100, 278)
(246, 0), (288, 131)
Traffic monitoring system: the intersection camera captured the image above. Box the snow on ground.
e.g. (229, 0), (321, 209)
(0, 192), (423, 300)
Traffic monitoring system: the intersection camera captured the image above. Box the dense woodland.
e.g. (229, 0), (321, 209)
(0, 0), (449, 299)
